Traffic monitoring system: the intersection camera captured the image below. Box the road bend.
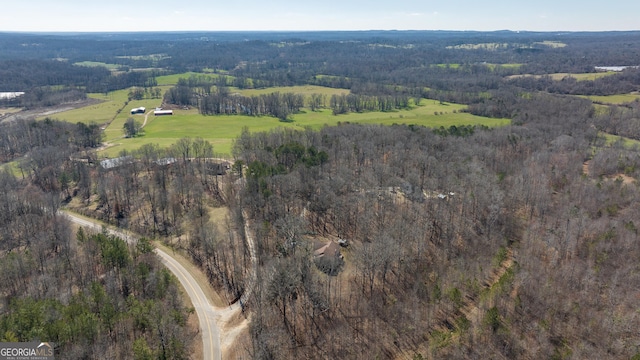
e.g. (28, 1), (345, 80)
(62, 211), (222, 360)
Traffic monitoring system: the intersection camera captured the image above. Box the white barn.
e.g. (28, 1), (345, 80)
(154, 109), (173, 116)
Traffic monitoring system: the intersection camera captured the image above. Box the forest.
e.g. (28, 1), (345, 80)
(2, 30), (640, 359)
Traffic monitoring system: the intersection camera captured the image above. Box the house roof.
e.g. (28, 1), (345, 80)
(314, 241), (342, 259)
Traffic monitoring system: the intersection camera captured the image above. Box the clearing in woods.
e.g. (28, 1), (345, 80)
(507, 72), (617, 82)
(36, 72), (510, 158)
(99, 98), (509, 158)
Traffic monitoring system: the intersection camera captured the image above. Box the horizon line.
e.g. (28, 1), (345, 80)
(2, 29), (640, 34)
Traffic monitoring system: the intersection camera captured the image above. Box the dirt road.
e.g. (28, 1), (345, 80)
(62, 211), (254, 359)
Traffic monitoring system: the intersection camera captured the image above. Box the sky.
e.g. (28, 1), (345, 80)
(1, 0), (638, 32)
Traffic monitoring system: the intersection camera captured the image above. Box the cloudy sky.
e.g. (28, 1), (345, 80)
(1, 0), (638, 32)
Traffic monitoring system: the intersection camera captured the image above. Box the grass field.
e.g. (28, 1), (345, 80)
(42, 87), (170, 139)
(99, 99), (510, 158)
(156, 72), (225, 86)
(101, 110), (292, 157)
(580, 93), (640, 104)
(434, 64), (461, 69)
(600, 132), (640, 148)
(74, 61), (121, 71)
(485, 63), (523, 71)
(314, 74), (348, 81)
(102, 96), (167, 142)
(40, 90), (130, 124)
(0, 160), (23, 178)
(0, 107), (22, 116)
(38, 72), (509, 159)
(534, 41), (567, 48)
(508, 72), (617, 82)
(237, 85), (349, 97)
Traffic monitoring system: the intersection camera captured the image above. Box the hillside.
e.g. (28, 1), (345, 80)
(2, 30), (640, 359)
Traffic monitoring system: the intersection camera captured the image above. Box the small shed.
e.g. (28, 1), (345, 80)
(130, 107), (146, 114)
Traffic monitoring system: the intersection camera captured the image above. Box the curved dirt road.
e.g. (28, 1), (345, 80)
(62, 212), (223, 359)
(155, 250), (221, 360)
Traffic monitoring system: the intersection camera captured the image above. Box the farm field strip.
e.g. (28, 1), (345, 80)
(580, 93), (640, 104)
(236, 85), (349, 97)
(156, 72), (225, 86)
(508, 72), (617, 81)
(73, 61), (121, 70)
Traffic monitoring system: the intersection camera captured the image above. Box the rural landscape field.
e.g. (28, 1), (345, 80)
(2, 28), (640, 360)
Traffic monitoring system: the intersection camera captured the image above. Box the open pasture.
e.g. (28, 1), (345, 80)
(100, 111), (291, 157)
(237, 85), (349, 97)
(581, 93), (640, 105)
(42, 86), (170, 138)
(100, 99), (509, 158)
(74, 61), (121, 71)
(484, 63), (523, 70)
(156, 72), (225, 86)
(102, 97), (166, 142)
(39, 90), (130, 124)
(508, 72), (617, 82)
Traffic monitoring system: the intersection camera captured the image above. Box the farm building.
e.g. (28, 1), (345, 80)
(155, 157), (177, 166)
(100, 156), (133, 170)
(130, 107), (146, 114)
(0, 92), (25, 100)
(154, 109), (173, 116)
(595, 65), (639, 72)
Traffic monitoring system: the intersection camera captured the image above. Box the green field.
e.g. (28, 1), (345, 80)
(600, 132), (640, 148)
(74, 61), (121, 71)
(534, 41), (567, 48)
(42, 87), (170, 136)
(509, 72), (617, 82)
(237, 85), (349, 97)
(314, 74), (348, 81)
(102, 97), (167, 142)
(434, 64), (461, 69)
(40, 90), (130, 124)
(0, 160), (23, 178)
(581, 93), (640, 104)
(99, 99), (509, 158)
(38, 73), (510, 159)
(485, 63), (523, 71)
(0, 107), (22, 116)
(156, 72), (225, 86)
